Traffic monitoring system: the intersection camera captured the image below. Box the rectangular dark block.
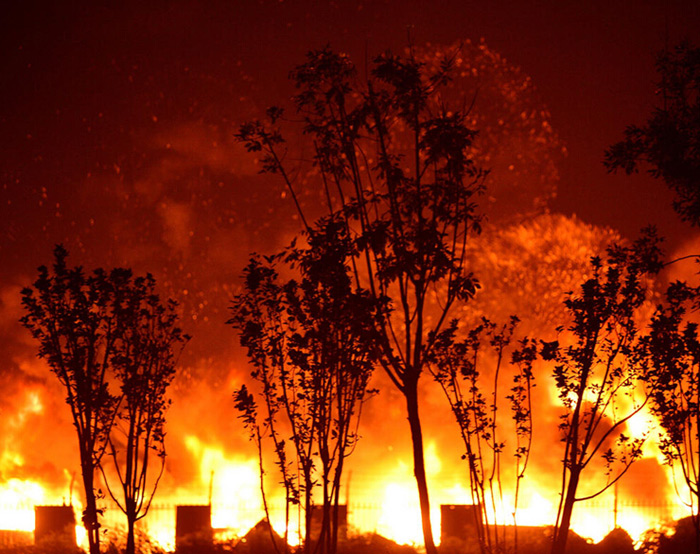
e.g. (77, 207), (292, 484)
(440, 504), (479, 544)
(34, 505), (76, 546)
(309, 504), (348, 542)
(175, 504), (212, 552)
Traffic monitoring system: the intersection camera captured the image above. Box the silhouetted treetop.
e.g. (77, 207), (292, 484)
(236, 44), (489, 554)
(606, 41), (700, 225)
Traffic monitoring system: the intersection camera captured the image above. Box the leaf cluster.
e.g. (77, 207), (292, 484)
(605, 41), (700, 225)
(543, 230), (664, 504)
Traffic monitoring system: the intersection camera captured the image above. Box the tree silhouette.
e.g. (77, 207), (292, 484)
(605, 41), (700, 225)
(236, 47), (485, 554)
(20, 246), (122, 554)
(543, 231), (664, 554)
(429, 316), (536, 554)
(100, 273), (187, 554)
(645, 280), (700, 554)
(20, 246), (186, 554)
(230, 217), (380, 554)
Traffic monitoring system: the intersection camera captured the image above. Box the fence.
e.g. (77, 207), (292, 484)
(0, 497), (691, 550)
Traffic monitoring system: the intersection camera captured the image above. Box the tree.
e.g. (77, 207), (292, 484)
(20, 246), (123, 554)
(429, 317), (536, 554)
(100, 273), (188, 554)
(230, 217), (380, 554)
(20, 246), (186, 554)
(645, 279), (700, 554)
(236, 47), (485, 554)
(605, 41), (700, 225)
(542, 231), (664, 554)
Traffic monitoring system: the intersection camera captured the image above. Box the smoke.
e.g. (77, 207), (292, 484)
(414, 40), (566, 223)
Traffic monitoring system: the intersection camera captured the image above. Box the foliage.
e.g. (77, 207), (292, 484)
(542, 229), (664, 554)
(20, 245), (122, 554)
(236, 45), (486, 554)
(20, 246), (185, 554)
(229, 217), (380, 554)
(645, 279), (700, 553)
(429, 316), (536, 554)
(100, 274), (188, 554)
(605, 41), (700, 225)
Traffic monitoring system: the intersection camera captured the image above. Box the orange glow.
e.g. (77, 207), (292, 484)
(184, 435), (262, 531)
(0, 479), (44, 531)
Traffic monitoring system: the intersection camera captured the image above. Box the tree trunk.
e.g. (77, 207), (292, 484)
(331, 461), (343, 554)
(126, 513), (136, 554)
(304, 472), (313, 554)
(405, 381), (437, 554)
(551, 467), (581, 554)
(692, 506), (700, 554)
(80, 462), (100, 554)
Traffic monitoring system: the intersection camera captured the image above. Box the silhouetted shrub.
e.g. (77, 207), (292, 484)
(638, 517), (698, 554)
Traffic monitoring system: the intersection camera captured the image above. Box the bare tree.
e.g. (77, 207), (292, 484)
(230, 217), (380, 554)
(21, 245), (122, 554)
(543, 231), (663, 554)
(429, 317), (536, 554)
(236, 47), (485, 554)
(100, 273), (188, 554)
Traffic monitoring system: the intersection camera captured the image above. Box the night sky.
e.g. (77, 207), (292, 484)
(2, 0), (700, 539)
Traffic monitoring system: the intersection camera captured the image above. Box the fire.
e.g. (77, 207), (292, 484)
(1, 273), (696, 552)
(183, 436), (263, 533)
(1, 369), (692, 551)
(0, 479), (44, 531)
(0, 478), (87, 551)
(514, 492), (557, 527)
(376, 483), (425, 545)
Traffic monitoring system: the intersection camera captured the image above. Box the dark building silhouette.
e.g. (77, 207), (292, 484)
(309, 504), (348, 543)
(175, 504), (212, 553)
(440, 504), (479, 544)
(34, 505), (76, 547)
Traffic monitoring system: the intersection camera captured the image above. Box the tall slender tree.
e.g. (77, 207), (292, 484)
(21, 246), (186, 554)
(21, 246), (122, 554)
(230, 217), (380, 554)
(429, 317), (536, 554)
(544, 231), (663, 554)
(646, 279), (700, 554)
(236, 47), (485, 554)
(101, 274), (187, 554)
